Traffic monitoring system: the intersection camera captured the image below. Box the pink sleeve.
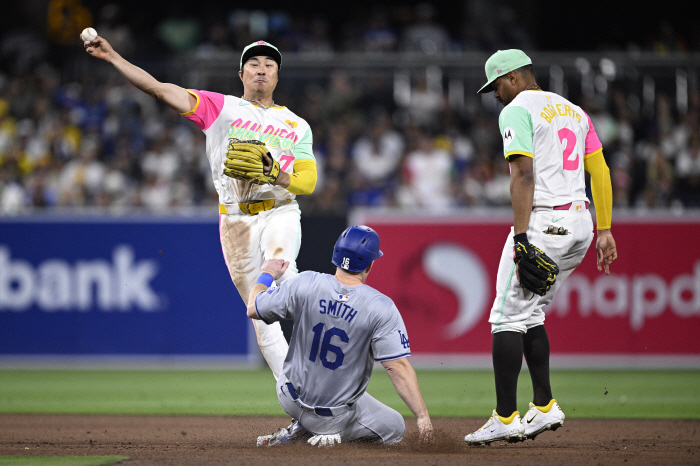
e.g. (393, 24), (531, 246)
(181, 90), (225, 130)
(584, 112), (603, 157)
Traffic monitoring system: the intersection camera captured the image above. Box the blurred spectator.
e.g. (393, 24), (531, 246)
(0, 99), (16, 155)
(320, 71), (360, 126)
(141, 134), (181, 183)
(351, 114), (404, 185)
(459, 159), (509, 206)
(676, 132), (700, 207)
(46, 0), (92, 46)
(401, 132), (454, 210)
(611, 148), (632, 207)
(402, 76), (443, 128)
(0, 178), (27, 214)
(310, 175), (346, 215)
(157, 7), (201, 53)
(100, 151), (135, 207)
(446, 127), (476, 172)
(586, 97), (618, 148)
(1, 33), (48, 75)
(95, 4), (135, 57)
(25, 165), (59, 207)
(226, 10), (257, 50)
(0, 6), (699, 216)
(196, 23), (234, 57)
(645, 145), (674, 207)
(57, 136), (106, 205)
(138, 173), (170, 209)
(461, 164), (485, 206)
(298, 17), (334, 55)
(482, 161), (511, 205)
(361, 8), (399, 53)
(401, 3), (450, 54)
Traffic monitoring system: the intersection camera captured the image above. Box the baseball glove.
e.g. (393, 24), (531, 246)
(223, 139), (280, 185)
(513, 234), (559, 296)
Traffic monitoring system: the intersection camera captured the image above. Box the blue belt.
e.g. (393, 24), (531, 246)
(285, 383), (350, 417)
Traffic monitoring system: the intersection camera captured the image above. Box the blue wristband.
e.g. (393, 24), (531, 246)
(255, 273), (274, 287)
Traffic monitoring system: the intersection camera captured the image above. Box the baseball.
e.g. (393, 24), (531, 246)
(80, 27), (98, 42)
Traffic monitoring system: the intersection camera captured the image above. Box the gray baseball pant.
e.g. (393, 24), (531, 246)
(276, 381), (405, 444)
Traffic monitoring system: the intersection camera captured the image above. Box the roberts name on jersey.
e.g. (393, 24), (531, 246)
(498, 90), (603, 208)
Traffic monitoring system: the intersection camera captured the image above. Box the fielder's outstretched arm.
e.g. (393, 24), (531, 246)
(382, 357), (433, 440)
(84, 36), (196, 114)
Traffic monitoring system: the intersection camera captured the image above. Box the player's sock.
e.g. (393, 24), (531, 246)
(523, 324), (553, 407)
(253, 319), (289, 380)
(492, 331), (523, 417)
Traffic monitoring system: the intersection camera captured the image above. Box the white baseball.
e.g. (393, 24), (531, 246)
(80, 27), (98, 42)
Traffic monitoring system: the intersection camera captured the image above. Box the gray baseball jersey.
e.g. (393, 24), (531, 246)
(255, 271), (411, 408)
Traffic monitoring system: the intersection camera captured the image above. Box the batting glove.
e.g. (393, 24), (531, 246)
(308, 433), (341, 447)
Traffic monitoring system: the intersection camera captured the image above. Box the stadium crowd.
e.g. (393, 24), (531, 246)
(1, 2), (699, 214)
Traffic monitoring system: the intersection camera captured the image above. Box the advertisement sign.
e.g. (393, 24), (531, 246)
(354, 212), (700, 358)
(3, 212), (698, 367)
(0, 217), (249, 357)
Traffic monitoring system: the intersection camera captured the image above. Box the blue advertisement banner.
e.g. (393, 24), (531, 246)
(0, 216), (249, 355)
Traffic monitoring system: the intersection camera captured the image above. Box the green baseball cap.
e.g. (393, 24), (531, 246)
(240, 41), (282, 71)
(477, 49), (532, 94)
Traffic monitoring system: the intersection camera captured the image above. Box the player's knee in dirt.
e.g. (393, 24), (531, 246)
(381, 408), (405, 444)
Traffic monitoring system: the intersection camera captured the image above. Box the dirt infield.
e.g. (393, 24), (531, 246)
(1, 415), (699, 465)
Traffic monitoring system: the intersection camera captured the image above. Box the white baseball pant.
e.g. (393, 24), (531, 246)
(489, 201), (594, 333)
(220, 200), (302, 380)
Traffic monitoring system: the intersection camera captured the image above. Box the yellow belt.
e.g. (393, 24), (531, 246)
(219, 199), (290, 215)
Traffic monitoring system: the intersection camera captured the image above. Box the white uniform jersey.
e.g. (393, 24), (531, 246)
(182, 90), (315, 204)
(499, 90), (603, 207)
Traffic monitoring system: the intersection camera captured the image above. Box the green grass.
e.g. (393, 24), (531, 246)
(0, 370), (698, 419)
(0, 456), (128, 466)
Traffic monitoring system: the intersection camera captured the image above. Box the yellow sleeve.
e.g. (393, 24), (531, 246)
(287, 159), (317, 195)
(179, 90), (200, 116)
(584, 150), (613, 230)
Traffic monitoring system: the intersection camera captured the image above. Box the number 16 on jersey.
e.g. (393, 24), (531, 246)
(309, 323), (348, 370)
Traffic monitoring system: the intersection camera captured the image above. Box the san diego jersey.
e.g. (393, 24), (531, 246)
(181, 91), (315, 204)
(499, 90), (603, 207)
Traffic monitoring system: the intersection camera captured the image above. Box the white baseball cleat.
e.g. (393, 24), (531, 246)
(522, 399), (565, 440)
(257, 419), (307, 447)
(464, 410), (525, 445)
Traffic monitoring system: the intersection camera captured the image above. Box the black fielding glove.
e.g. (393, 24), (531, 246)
(513, 233), (560, 296)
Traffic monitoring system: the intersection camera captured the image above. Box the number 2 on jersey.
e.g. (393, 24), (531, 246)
(309, 323), (348, 370)
(558, 128), (579, 171)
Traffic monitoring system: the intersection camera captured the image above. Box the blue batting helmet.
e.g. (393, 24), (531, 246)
(332, 225), (384, 272)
